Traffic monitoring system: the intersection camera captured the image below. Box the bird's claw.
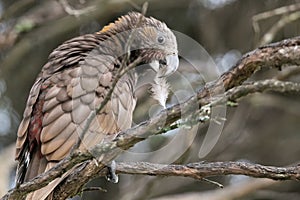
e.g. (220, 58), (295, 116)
(105, 160), (119, 183)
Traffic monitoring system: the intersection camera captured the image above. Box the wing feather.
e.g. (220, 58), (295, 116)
(61, 98), (80, 112)
(16, 31), (138, 200)
(42, 105), (65, 127)
(41, 122), (76, 154)
(71, 103), (91, 124)
(41, 113), (72, 142)
(45, 131), (78, 161)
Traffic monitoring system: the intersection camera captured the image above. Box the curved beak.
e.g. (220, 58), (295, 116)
(164, 54), (179, 76)
(149, 54), (179, 77)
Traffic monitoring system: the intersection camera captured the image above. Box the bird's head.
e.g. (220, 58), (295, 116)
(98, 12), (179, 77)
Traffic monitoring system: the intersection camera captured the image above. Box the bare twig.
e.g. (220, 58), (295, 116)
(179, 80), (300, 127)
(252, 3), (300, 45)
(253, 3), (300, 22)
(114, 161), (300, 181)
(225, 80), (300, 103)
(258, 11), (300, 46)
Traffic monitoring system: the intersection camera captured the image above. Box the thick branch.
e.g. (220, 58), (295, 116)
(2, 37), (300, 200)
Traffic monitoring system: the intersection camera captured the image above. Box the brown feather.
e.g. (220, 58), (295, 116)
(41, 114), (72, 142)
(41, 123), (76, 153)
(61, 98), (80, 112)
(42, 105), (65, 127)
(71, 103), (91, 124)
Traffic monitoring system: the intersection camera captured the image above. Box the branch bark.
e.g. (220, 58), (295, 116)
(115, 161), (300, 181)
(2, 37), (300, 200)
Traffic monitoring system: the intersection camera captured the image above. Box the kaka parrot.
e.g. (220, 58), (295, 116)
(15, 12), (178, 199)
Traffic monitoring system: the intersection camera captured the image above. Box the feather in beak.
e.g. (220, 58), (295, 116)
(149, 54), (179, 108)
(149, 54), (179, 77)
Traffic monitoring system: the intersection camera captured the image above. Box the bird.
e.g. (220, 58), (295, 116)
(15, 12), (178, 200)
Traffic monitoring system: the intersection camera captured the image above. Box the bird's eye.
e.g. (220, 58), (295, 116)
(157, 36), (165, 44)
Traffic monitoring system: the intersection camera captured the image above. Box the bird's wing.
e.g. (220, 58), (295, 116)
(39, 55), (136, 161)
(15, 34), (136, 200)
(15, 34), (101, 164)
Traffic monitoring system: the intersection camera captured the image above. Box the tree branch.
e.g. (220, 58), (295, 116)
(225, 79), (300, 103)
(2, 37), (300, 200)
(115, 161), (300, 181)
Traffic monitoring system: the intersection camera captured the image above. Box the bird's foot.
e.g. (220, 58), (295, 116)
(105, 160), (119, 183)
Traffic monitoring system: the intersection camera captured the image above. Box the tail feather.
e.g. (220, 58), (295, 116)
(25, 162), (72, 200)
(25, 179), (59, 200)
(22, 152), (67, 200)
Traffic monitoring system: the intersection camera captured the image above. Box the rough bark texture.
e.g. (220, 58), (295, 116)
(116, 161), (300, 180)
